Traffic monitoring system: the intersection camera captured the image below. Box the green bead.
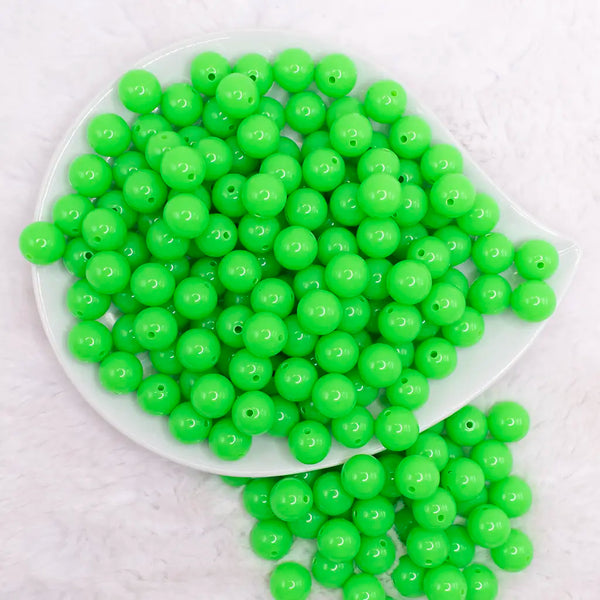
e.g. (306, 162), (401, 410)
(317, 331), (360, 373)
(212, 173), (247, 219)
(204, 99), (241, 139)
(329, 183), (364, 226)
(168, 402), (212, 442)
(194, 136), (232, 182)
(62, 238), (94, 277)
(326, 96), (365, 128)
(332, 406), (374, 448)
(378, 302), (422, 344)
(130, 262), (175, 306)
(330, 113), (373, 157)
(364, 79), (406, 123)
(358, 173), (401, 218)
(441, 457), (486, 502)
(415, 318), (439, 342)
(82, 208), (127, 252)
(311, 373), (356, 417)
(341, 454), (385, 500)
(297, 289), (342, 335)
(160, 83), (203, 127)
(86, 250), (131, 294)
(302, 148), (345, 192)
(284, 188), (327, 230)
(137, 374), (180, 415)
(190, 51), (231, 95)
(407, 236), (451, 279)
(463, 564), (498, 600)
(195, 213), (238, 257)
(19, 221), (66, 265)
(215, 72), (258, 119)
(357, 217), (400, 259)
(515, 239), (559, 280)
(318, 227), (358, 264)
(468, 504), (511, 549)
(68, 154), (112, 197)
(421, 205), (453, 230)
(243, 478), (276, 519)
(444, 437), (466, 463)
(179, 125), (210, 147)
(414, 337), (457, 379)
(87, 113), (131, 157)
(288, 420), (331, 464)
(396, 455), (440, 499)
(378, 453), (402, 499)
(393, 184), (427, 227)
(386, 368), (430, 410)
(491, 528), (533, 572)
(293, 265), (326, 299)
(423, 564), (468, 600)
(456, 193), (500, 236)
(52, 193), (93, 236)
(343, 574), (385, 600)
(66, 279), (109, 320)
(217, 250), (261, 294)
(190, 372), (235, 418)
(445, 524), (475, 568)
(430, 173), (475, 218)
(389, 115), (432, 159)
(285, 91), (326, 135)
(274, 357), (317, 401)
(237, 114), (280, 159)
(250, 278), (295, 318)
(470, 440), (513, 482)
(312, 552), (353, 589)
(99, 351), (143, 393)
(317, 518), (361, 562)
(273, 48), (314, 93)
(131, 114), (172, 152)
(257, 96), (285, 129)
(435, 225), (473, 266)
(278, 136), (302, 160)
(387, 260), (432, 305)
(120, 231), (150, 271)
(68, 321), (112, 363)
(242, 312), (287, 358)
(238, 214), (280, 254)
(144, 129), (184, 170)
(190, 256), (224, 294)
(270, 562), (312, 600)
(323, 253), (367, 299)
(149, 345), (183, 376)
(289, 505), (328, 538)
(301, 131), (333, 159)
(123, 169), (168, 213)
(133, 306), (178, 350)
(242, 173), (286, 217)
(472, 232), (515, 274)
(175, 328), (220, 372)
(350, 495), (395, 537)
(250, 518), (292, 561)
(261, 154), (303, 195)
(118, 69), (161, 114)
(445, 405), (488, 446)
(233, 52), (273, 95)
(338, 296), (371, 335)
(467, 274), (511, 315)
(358, 343), (402, 388)
(406, 432), (449, 471)
(355, 533), (395, 575)
(391, 555), (425, 598)
(232, 391), (275, 435)
(395, 223), (428, 260)
(172, 276), (217, 321)
(283, 314), (318, 358)
(208, 417), (251, 460)
(270, 477), (313, 521)
(369, 131), (390, 150)
(315, 53), (357, 98)
(160, 146), (206, 192)
(375, 406), (419, 452)
(406, 526), (449, 568)
(394, 506), (417, 542)
(412, 487), (457, 530)
(511, 280), (556, 322)
(488, 475), (532, 518)
(313, 471), (354, 516)
(437, 268), (469, 297)
(270, 396), (300, 437)
(420, 144), (463, 183)
(397, 159), (424, 185)
(487, 401), (530, 442)
(442, 307), (485, 347)
(112, 286), (143, 314)
(228, 348), (272, 391)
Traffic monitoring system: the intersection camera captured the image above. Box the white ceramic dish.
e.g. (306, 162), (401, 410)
(33, 30), (580, 477)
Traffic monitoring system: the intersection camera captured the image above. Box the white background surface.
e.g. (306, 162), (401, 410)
(1, 1), (599, 599)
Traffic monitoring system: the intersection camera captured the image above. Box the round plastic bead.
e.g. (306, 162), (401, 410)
(396, 455), (440, 499)
(68, 154), (112, 198)
(288, 504), (328, 538)
(491, 528), (533, 572)
(273, 48), (314, 93)
(67, 321), (112, 363)
(273, 226), (318, 271)
(377, 303), (421, 345)
(99, 351), (143, 394)
(133, 307), (178, 350)
(81, 208), (127, 252)
(66, 280), (109, 321)
(358, 148), (401, 182)
(270, 562), (311, 600)
(407, 236), (451, 279)
(467, 504), (511, 548)
(338, 296), (371, 335)
(472, 232), (515, 275)
(241, 173), (286, 218)
(302, 148), (345, 192)
(412, 487), (457, 530)
(237, 114), (280, 159)
(190, 373), (235, 419)
(168, 402), (212, 443)
(160, 83), (203, 127)
(284, 91), (326, 135)
(311, 373), (356, 418)
(243, 478), (276, 519)
(211, 173), (246, 218)
(238, 215), (280, 254)
(435, 225), (473, 266)
(395, 223), (428, 260)
(463, 564), (498, 600)
(318, 227), (358, 265)
(355, 533), (395, 575)
(341, 454), (385, 500)
(511, 280), (556, 322)
(331, 405), (374, 448)
(358, 343), (403, 388)
(488, 475), (532, 518)
(273, 356), (317, 402)
(250, 278), (295, 318)
(270, 397), (300, 437)
(131, 114), (172, 153)
(438, 268), (469, 297)
(317, 518), (361, 562)
(470, 439), (513, 482)
(423, 564), (468, 600)
(203, 99), (241, 140)
(85, 251), (131, 294)
(441, 458), (486, 502)
(296, 289), (342, 335)
(130, 263), (175, 307)
(215, 72), (258, 119)
(487, 401), (530, 442)
(420, 144), (463, 183)
(87, 113), (131, 157)
(118, 69), (161, 113)
(250, 519), (292, 561)
(364, 79), (406, 123)
(190, 51), (230, 95)
(391, 555), (425, 598)
(445, 524), (475, 568)
(442, 307), (485, 347)
(284, 187), (327, 230)
(19, 222), (66, 265)
(159, 146), (206, 192)
(389, 115), (431, 159)
(414, 337), (457, 379)
(172, 277), (217, 321)
(123, 169), (168, 214)
(315, 53), (356, 98)
(330, 113), (373, 157)
(456, 193), (500, 236)
(175, 328), (220, 372)
(288, 420), (331, 464)
(349, 495), (394, 537)
(228, 348), (272, 391)
(467, 274), (511, 315)
(406, 526), (449, 568)
(61, 238), (94, 277)
(394, 507), (417, 543)
(242, 312), (287, 358)
(326, 96), (365, 128)
(311, 552), (353, 589)
(137, 374), (180, 415)
(217, 250), (261, 294)
(312, 472), (354, 517)
(270, 478), (313, 522)
(387, 260), (432, 305)
(52, 193), (93, 237)
(393, 184), (427, 228)
(148, 345), (183, 377)
(357, 174), (402, 219)
(456, 488), (490, 520)
(445, 406), (488, 447)
(343, 574), (385, 600)
(192, 136), (232, 182)
(407, 432), (449, 471)
(323, 254), (368, 299)
(232, 52), (272, 95)
(430, 173), (475, 218)
(515, 239), (559, 280)
(386, 368), (430, 410)
(375, 406), (419, 452)
(357, 217), (400, 259)
(208, 418), (251, 460)
(257, 96), (285, 130)
(329, 183), (365, 226)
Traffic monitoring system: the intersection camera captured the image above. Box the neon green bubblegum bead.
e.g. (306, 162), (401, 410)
(326, 96), (365, 128)
(270, 396), (300, 437)
(238, 215), (280, 254)
(81, 208), (127, 252)
(406, 526), (449, 568)
(273, 48), (314, 92)
(242, 312), (287, 358)
(467, 274), (511, 315)
(87, 113), (131, 157)
(251, 278), (295, 318)
(173, 276), (217, 321)
(237, 114), (280, 159)
(441, 457), (486, 502)
(429, 173), (475, 218)
(375, 406), (419, 452)
(492, 528), (534, 572)
(414, 337), (457, 379)
(242, 173), (286, 217)
(317, 518), (361, 562)
(99, 351), (143, 393)
(358, 343), (402, 388)
(387, 260), (432, 305)
(129, 263), (174, 307)
(204, 99), (240, 140)
(232, 391), (275, 435)
(118, 68), (161, 113)
(315, 332), (359, 374)
(68, 154), (112, 197)
(358, 148), (401, 182)
(215, 72), (258, 119)
(67, 279), (110, 320)
(136, 374), (180, 415)
(67, 321), (112, 363)
(270, 478), (313, 521)
(330, 183), (364, 226)
(420, 144), (463, 183)
(487, 401), (530, 442)
(324, 253), (368, 298)
(190, 51), (230, 95)
(434, 225), (473, 267)
(293, 264), (326, 298)
(330, 113), (373, 158)
(412, 487), (457, 530)
(511, 280), (556, 322)
(470, 439), (513, 482)
(228, 348), (272, 391)
(311, 552), (353, 589)
(407, 431), (449, 471)
(19, 222), (65, 265)
(288, 420), (331, 464)
(175, 328), (220, 372)
(378, 302), (422, 344)
(243, 478), (276, 519)
(313, 471), (354, 516)
(358, 173), (402, 218)
(318, 227), (358, 264)
(396, 455), (440, 499)
(302, 148), (345, 192)
(262, 154), (303, 195)
(472, 232), (515, 274)
(364, 79), (406, 123)
(386, 368), (429, 410)
(285, 91), (326, 135)
(52, 193), (93, 237)
(131, 114), (172, 153)
(392, 185), (427, 229)
(133, 306), (178, 351)
(297, 289), (342, 335)
(445, 524), (476, 568)
(85, 250), (131, 294)
(217, 250), (261, 294)
(123, 169), (167, 214)
(315, 53), (357, 98)
(355, 533), (395, 575)
(284, 188), (328, 230)
(467, 504), (511, 549)
(423, 564), (468, 600)
(445, 405), (488, 446)
(250, 518), (292, 561)
(163, 194), (209, 239)
(344, 574), (385, 600)
(211, 173), (246, 218)
(160, 83), (203, 127)
(341, 454), (385, 500)
(456, 193), (499, 236)
(338, 296), (371, 335)
(194, 136), (233, 182)
(394, 506), (417, 542)
(208, 417), (251, 460)
(270, 562), (312, 600)
(442, 307), (485, 347)
(97, 190), (138, 230)
(378, 453), (402, 499)
(312, 373), (356, 417)
(515, 239), (559, 280)
(351, 495), (395, 536)
(389, 115), (432, 159)
(391, 555), (426, 598)
(407, 236), (451, 279)
(283, 315), (318, 357)
(463, 564), (498, 600)
(160, 146), (206, 192)
(190, 372), (235, 419)
(488, 475), (532, 518)
(274, 226), (318, 271)
(357, 217), (400, 259)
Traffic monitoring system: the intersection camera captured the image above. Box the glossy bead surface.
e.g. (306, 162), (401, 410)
(435, 225), (473, 267)
(470, 439), (513, 482)
(358, 173), (401, 218)
(168, 402), (212, 443)
(250, 518), (292, 561)
(123, 169), (168, 214)
(430, 173), (475, 218)
(131, 114), (172, 153)
(330, 183), (365, 226)
(288, 504), (327, 538)
(341, 454), (385, 500)
(133, 307), (178, 350)
(195, 213), (238, 257)
(515, 239), (559, 280)
(358, 343), (402, 388)
(391, 555), (425, 598)
(490, 528), (533, 572)
(488, 475), (532, 518)
(389, 115), (431, 159)
(356, 217), (400, 259)
(445, 406), (488, 447)
(442, 307), (485, 347)
(118, 69), (161, 113)
(288, 420), (331, 464)
(137, 374), (180, 415)
(243, 478), (276, 519)
(445, 524), (475, 568)
(467, 274), (511, 315)
(161, 83), (203, 127)
(85, 250), (131, 294)
(190, 372), (235, 419)
(358, 148), (401, 181)
(441, 458), (486, 502)
(296, 289), (342, 335)
(467, 504), (511, 548)
(190, 50), (230, 95)
(511, 280), (556, 322)
(99, 351), (143, 393)
(396, 455), (440, 499)
(406, 432), (449, 471)
(407, 236), (451, 279)
(87, 113), (131, 157)
(387, 368), (429, 410)
(393, 184), (427, 227)
(237, 114), (280, 159)
(208, 417), (251, 460)
(270, 477), (313, 522)
(311, 373), (355, 418)
(269, 396), (300, 437)
(302, 148), (345, 192)
(273, 48), (314, 93)
(423, 564), (468, 600)
(364, 79), (406, 123)
(19, 222), (66, 265)
(387, 260), (432, 305)
(313, 471), (354, 516)
(462, 564), (498, 600)
(394, 507), (417, 543)
(487, 401), (530, 442)
(312, 552), (353, 589)
(315, 53), (356, 98)
(350, 495), (395, 537)
(270, 562), (312, 600)
(375, 406), (419, 452)
(324, 253), (368, 299)
(412, 487), (457, 530)
(420, 144), (463, 183)
(68, 321), (112, 363)
(355, 533), (395, 575)
(130, 262), (175, 306)
(414, 337), (457, 379)
(284, 188), (327, 230)
(406, 526), (449, 568)
(317, 518), (361, 562)
(472, 233), (514, 274)
(343, 574), (385, 600)
(330, 113), (373, 158)
(68, 154), (112, 198)
(285, 91), (326, 135)
(331, 406), (374, 449)
(456, 193), (500, 236)
(52, 193), (93, 237)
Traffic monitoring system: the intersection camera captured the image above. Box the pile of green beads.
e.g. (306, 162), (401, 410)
(20, 46), (559, 464)
(232, 401), (534, 600)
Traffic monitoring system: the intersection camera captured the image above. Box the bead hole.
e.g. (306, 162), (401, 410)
(432, 303), (440, 311)
(208, 73), (216, 81)
(93, 236), (101, 243)
(400, 135), (408, 143)
(400, 377), (408, 384)
(447, 198), (455, 206)
(466, 420), (474, 429)
(303, 495), (310, 503)
(537, 261), (545, 269)
(417, 249), (425, 257)
(223, 232), (231, 239)
(233, 325), (243, 334)
(84, 252), (93, 259)
(227, 185), (235, 193)
(391, 90), (398, 97)
(147, 331), (156, 338)
(437, 514), (444, 521)
(399, 175), (404, 183)
(328, 76), (336, 84)
(430, 351), (438, 358)
(252, 374), (260, 382)
(245, 409), (255, 417)
(349, 140), (357, 147)
(303, 428), (312, 435)
(332, 158), (338, 164)
(157, 385), (165, 391)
